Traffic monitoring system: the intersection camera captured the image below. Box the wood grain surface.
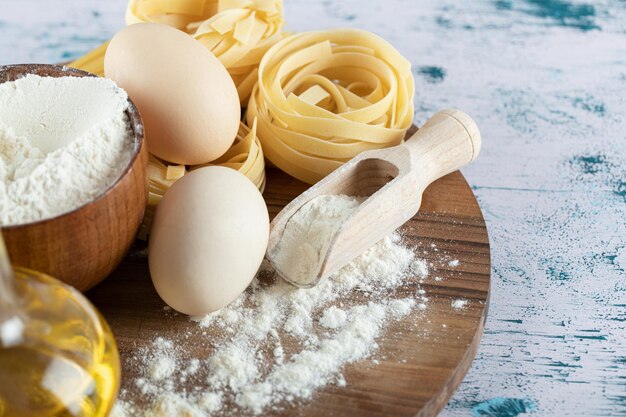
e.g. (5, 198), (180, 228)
(0, 64), (148, 291)
(88, 166), (490, 417)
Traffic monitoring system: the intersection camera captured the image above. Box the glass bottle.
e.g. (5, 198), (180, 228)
(0, 235), (120, 417)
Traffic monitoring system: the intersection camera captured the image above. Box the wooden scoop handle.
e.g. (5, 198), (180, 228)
(404, 109), (481, 188)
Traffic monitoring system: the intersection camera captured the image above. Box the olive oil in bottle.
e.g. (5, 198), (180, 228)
(0, 267), (120, 417)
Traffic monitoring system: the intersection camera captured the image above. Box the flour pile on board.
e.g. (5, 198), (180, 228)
(111, 229), (429, 417)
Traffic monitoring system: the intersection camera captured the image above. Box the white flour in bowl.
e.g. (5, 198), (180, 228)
(111, 195), (430, 417)
(0, 74), (133, 226)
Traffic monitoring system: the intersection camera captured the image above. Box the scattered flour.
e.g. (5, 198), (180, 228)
(207, 344), (260, 391)
(111, 219), (430, 416)
(389, 298), (417, 317)
(0, 74), (133, 225)
(452, 299), (469, 310)
(197, 393), (222, 413)
(448, 259), (460, 267)
(319, 306), (347, 329)
(148, 356), (176, 381)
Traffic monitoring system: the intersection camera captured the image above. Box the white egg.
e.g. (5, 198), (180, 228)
(149, 166), (269, 316)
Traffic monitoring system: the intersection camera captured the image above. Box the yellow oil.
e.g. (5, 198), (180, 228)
(0, 267), (120, 417)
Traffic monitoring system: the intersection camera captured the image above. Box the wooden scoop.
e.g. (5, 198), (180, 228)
(267, 109), (481, 288)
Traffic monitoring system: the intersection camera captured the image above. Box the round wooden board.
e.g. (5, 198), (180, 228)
(88, 164), (490, 417)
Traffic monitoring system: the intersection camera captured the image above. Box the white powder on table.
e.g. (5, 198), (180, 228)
(452, 299), (468, 309)
(149, 356), (176, 381)
(0, 74), (133, 226)
(110, 195), (430, 417)
(319, 305), (347, 329)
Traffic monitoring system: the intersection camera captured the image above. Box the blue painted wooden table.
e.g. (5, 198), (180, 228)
(1, 1), (624, 416)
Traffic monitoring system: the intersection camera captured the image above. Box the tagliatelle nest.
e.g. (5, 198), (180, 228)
(125, 0), (220, 31)
(246, 29), (415, 184)
(139, 120), (265, 240)
(125, 0), (284, 104)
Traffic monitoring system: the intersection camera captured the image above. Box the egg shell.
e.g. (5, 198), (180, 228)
(104, 23), (240, 165)
(149, 166), (269, 316)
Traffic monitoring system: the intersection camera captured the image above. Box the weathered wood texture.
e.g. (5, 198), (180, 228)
(88, 167), (491, 416)
(0, 64), (148, 291)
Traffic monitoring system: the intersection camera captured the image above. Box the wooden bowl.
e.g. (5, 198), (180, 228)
(0, 64), (148, 292)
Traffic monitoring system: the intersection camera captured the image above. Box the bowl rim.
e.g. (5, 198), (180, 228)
(0, 63), (145, 230)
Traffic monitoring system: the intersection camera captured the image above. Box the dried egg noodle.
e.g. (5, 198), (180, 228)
(72, 0), (284, 104)
(138, 121), (265, 240)
(189, 0), (284, 103)
(246, 29), (415, 184)
(125, 0), (221, 31)
(68, 41), (109, 76)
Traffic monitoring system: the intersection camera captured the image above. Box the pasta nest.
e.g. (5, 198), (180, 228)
(247, 29), (415, 184)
